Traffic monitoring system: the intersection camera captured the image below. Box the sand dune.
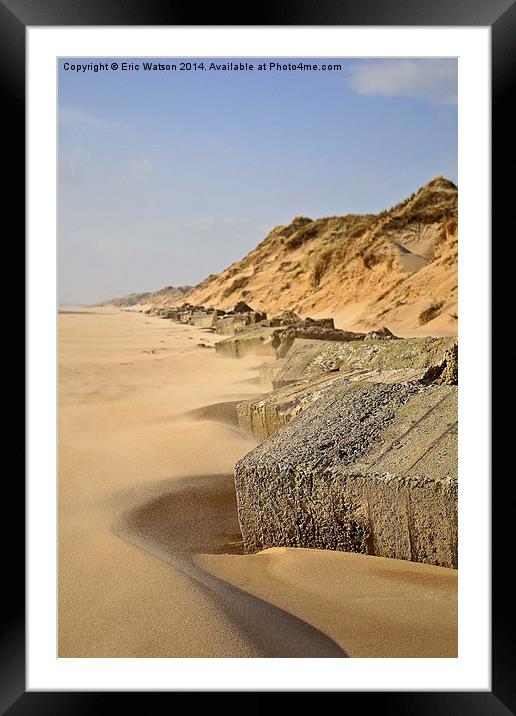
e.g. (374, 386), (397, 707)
(109, 179), (458, 337)
(198, 549), (457, 658)
(117, 473), (346, 657)
(125, 177), (457, 336)
(59, 308), (457, 657)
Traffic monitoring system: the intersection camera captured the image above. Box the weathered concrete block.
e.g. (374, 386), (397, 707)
(271, 325), (367, 358)
(188, 312), (217, 328)
(159, 309), (182, 320)
(237, 374), (348, 440)
(239, 339), (457, 439)
(214, 310), (267, 336)
(273, 336), (458, 389)
(304, 317), (335, 329)
(214, 326), (277, 358)
(214, 315), (249, 335)
(233, 301), (255, 313)
(269, 322), (398, 358)
(235, 382), (457, 567)
(258, 360), (286, 389)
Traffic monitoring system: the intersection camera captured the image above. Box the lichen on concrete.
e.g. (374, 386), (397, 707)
(273, 336), (457, 388)
(235, 382), (457, 567)
(237, 374), (352, 440)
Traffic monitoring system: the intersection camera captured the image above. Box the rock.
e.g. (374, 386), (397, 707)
(260, 318), (285, 328)
(271, 325), (368, 358)
(272, 336), (458, 389)
(304, 317), (335, 329)
(215, 314), (249, 335)
(188, 311), (218, 328)
(245, 310), (267, 325)
(274, 310), (302, 324)
(235, 382), (457, 567)
(214, 326), (277, 358)
(214, 310), (267, 336)
(237, 373), (345, 440)
(421, 340), (458, 386)
(233, 301), (254, 313)
(186, 400), (244, 427)
(261, 313), (333, 330)
(239, 337), (458, 439)
(365, 326), (399, 340)
(162, 309), (183, 320)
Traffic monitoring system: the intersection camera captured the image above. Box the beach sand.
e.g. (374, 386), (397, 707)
(59, 307), (457, 658)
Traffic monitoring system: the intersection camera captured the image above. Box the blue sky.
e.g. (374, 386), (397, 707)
(58, 58), (457, 304)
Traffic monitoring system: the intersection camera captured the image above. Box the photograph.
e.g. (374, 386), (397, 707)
(0, 0), (502, 703)
(57, 56), (459, 659)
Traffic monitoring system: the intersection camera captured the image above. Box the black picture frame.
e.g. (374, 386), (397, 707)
(5, 0), (506, 710)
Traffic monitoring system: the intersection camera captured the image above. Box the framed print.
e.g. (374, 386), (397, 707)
(4, 0), (508, 709)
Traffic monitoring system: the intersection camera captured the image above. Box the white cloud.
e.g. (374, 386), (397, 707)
(347, 60), (457, 105)
(59, 106), (111, 128)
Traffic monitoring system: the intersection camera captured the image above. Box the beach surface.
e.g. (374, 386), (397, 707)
(59, 307), (457, 657)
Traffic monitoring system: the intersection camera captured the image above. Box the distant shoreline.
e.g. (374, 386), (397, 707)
(58, 304), (106, 315)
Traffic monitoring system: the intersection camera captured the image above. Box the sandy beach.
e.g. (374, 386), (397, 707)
(59, 307), (457, 658)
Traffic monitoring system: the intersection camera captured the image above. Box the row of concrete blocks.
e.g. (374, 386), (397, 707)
(213, 321), (400, 358)
(151, 305), (268, 333)
(233, 339), (458, 568)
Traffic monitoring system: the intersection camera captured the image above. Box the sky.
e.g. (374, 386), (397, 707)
(58, 58), (457, 304)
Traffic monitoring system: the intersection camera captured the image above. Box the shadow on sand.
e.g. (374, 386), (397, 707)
(114, 473), (347, 658)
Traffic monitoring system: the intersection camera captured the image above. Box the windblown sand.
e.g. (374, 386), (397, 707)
(59, 307), (457, 658)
